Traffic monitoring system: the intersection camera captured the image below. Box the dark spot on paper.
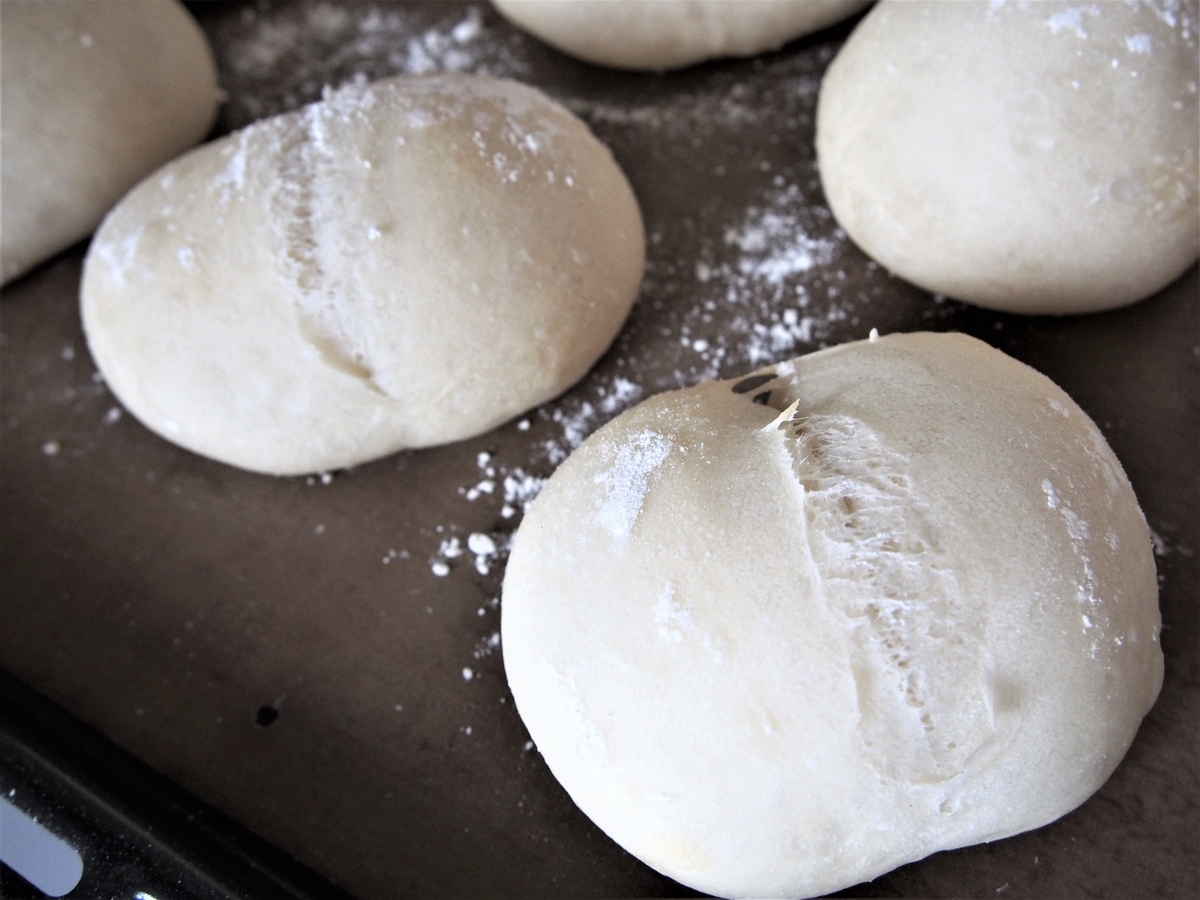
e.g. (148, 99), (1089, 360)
(732, 373), (776, 394)
(255, 705), (279, 727)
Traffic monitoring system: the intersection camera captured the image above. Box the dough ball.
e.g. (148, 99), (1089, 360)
(81, 74), (644, 476)
(502, 332), (1162, 899)
(816, 0), (1199, 315)
(1, 0), (218, 284)
(492, 0), (871, 71)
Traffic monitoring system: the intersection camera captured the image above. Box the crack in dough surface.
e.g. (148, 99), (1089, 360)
(773, 410), (995, 785)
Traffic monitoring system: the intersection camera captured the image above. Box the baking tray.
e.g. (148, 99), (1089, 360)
(1, 2), (1197, 897)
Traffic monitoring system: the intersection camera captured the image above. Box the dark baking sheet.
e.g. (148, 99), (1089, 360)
(1, 2), (1197, 897)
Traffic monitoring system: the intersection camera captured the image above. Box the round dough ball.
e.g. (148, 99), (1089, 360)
(81, 74), (645, 476)
(502, 332), (1162, 899)
(816, 0), (1199, 315)
(492, 0), (872, 71)
(1, 0), (219, 284)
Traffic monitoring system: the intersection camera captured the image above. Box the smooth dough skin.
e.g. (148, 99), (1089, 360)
(81, 74), (644, 476)
(502, 332), (1163, 899)
(816, 0), (1200, 315)
(492, 0), (871, 71)
(0, 0), (218, 284)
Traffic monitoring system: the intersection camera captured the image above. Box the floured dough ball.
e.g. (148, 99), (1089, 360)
(81, 74), (644, 476)
(816, 0), (1199, 315)
(502, 332), (1162, 899)
(1, 0), (218, 284)
(492, 0), (871, 71)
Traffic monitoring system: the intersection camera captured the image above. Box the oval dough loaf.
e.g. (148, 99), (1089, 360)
(502, 331), (1162, 899)
(1, 0), (219, 284)
(816, 0), (1199, 314)
(492, 0), (871, 71)
(81, 74), (644, 476)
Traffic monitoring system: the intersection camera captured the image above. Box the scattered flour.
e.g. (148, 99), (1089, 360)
(439, 536), (465, 559)
(536, 372), (645, 464)
(214, 3), (531, 127)
(644, 182), (862, 384)
(430, 529), (509, 577)
(1147, 526), (1169, 557)
(429, 447), (543, 580)
(472, 620), (503, 661)
(562, 63), (828, 136)
(468, 532), (501, 574)
(381, 547), (409, 565)
(1044, 6), (1097, 40)
(502, 469), (548, 518)
(599, 376), (642, 415)
(1125, 32), (1153, 53)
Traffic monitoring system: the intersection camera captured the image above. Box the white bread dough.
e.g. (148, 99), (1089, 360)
(502, 332), (1162, 899)
(816, 0), (1199, 315)
(492, 0), (871, 71)
(81, 74), (644, 476)
(0, 0), (218, 284)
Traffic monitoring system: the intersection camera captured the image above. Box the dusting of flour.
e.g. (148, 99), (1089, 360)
(593, 431), (673, 541)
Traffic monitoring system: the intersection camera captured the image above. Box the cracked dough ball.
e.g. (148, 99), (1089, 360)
(81, 74), (644, 475)
(492, 0), (871, 71)
(1, 0), (218, 284)
(816, 0), (1199, 314)
(502, 332), (1162, 899)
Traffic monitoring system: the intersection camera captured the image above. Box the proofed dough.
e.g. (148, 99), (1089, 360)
(502, 331), (1162, 899)
(816, 0), (1199, 314)
(81, 74), (644, 475)
(492, 0), (871, 71)
(1, 0), (219, 284)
